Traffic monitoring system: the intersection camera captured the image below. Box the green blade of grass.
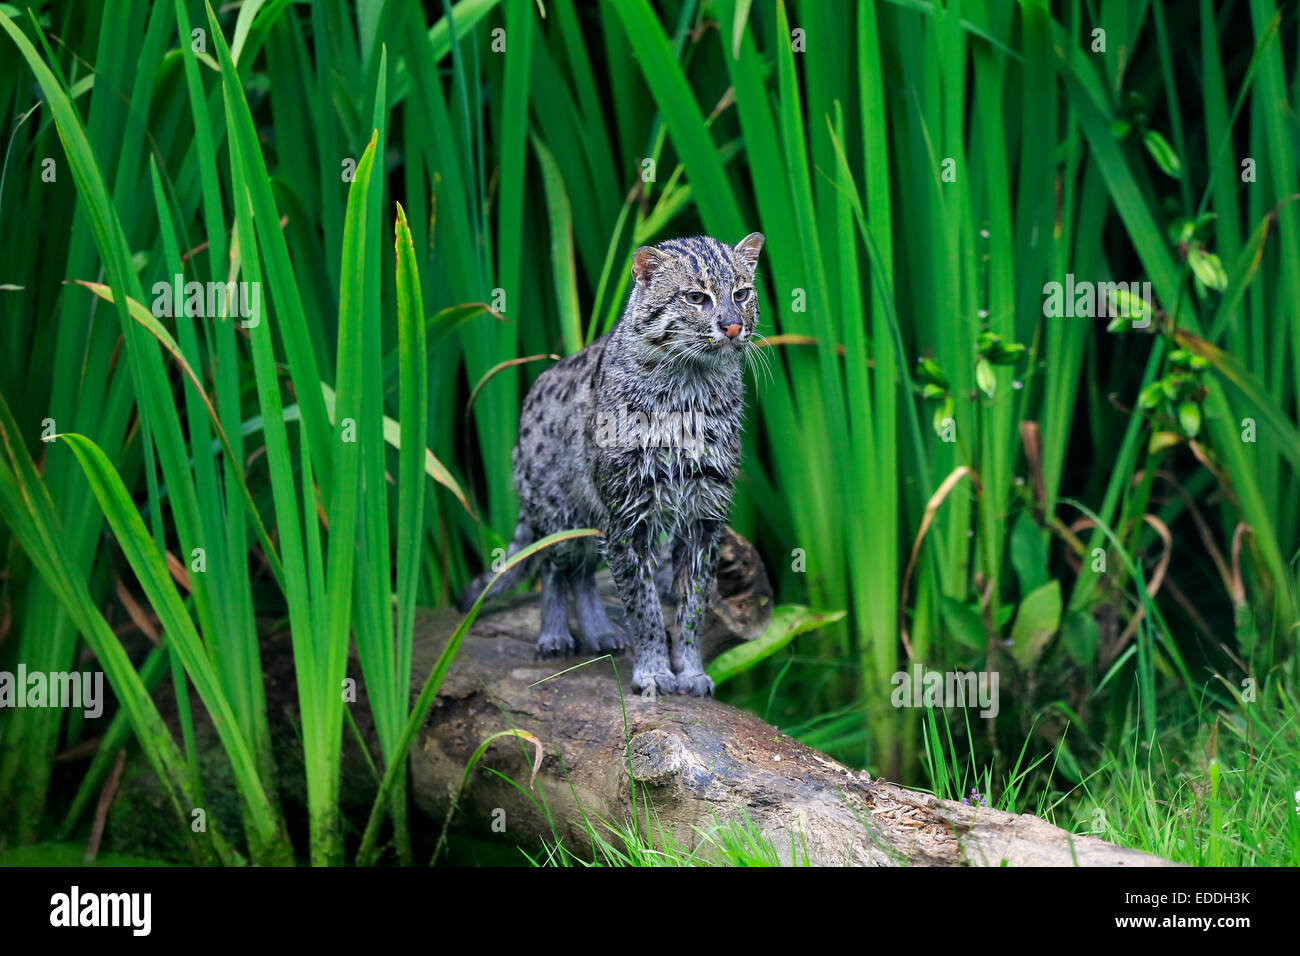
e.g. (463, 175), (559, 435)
(531, 133), (583, 355)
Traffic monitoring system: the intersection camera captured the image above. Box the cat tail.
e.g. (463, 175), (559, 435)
(455, 520), (536, 612)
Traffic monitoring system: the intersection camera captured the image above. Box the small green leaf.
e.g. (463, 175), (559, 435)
(921, 382), (946, 400)
(1143, 129), (1182, 178)
(1009, 579), (1062, 668)
(916, 357), (949, 389)
(939, 596), (986, 650)
(1187, 247), (1228, 291)
(1061, 609), (1099, 666)
(1105, 286), (1149, 327)
(1178, 401), (1202, 437)
(708, 605), (846, 684)
(990, 342), (1026, 365)
(1167, 217), (1195, 246)
(1138, 381), (1165, 409)
(975, 357), (996, 398)
(1010, 511), (1049, 595)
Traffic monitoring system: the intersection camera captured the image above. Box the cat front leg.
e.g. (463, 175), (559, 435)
(605, 524), (676, 697)
(669, 519), (721, 696)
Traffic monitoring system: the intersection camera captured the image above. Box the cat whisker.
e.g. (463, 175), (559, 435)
(743, 333), (774, 389)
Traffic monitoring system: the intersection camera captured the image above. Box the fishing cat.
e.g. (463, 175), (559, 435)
(459, 233), (765, 697)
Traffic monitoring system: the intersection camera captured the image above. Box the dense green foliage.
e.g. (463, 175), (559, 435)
(0, 0), (1297, 865)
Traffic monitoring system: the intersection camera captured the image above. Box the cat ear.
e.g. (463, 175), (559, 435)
(631, 246), (668, 287)
(733, 232), (765, 275)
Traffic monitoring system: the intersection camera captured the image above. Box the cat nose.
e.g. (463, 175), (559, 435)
(721, 322), (741, 338)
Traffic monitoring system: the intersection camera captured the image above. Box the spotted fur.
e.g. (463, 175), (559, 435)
(458, 233), (764, 697)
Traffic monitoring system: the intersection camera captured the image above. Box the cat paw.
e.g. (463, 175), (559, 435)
(535, 629), (576, 659)
(631, 670), (678, 698)
(593, 630), (629, 654)
(673, 671), (715, 697)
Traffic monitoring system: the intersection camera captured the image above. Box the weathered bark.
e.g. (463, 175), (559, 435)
(106, 529), (1174, 866)
(406, 604), (1174, 866)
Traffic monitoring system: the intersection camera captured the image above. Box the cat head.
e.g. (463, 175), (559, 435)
(626, 233), (765, 366)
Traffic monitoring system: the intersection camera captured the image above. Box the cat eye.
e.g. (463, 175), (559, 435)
(684, 290), (709, 306)
(733, 287), (753, 304)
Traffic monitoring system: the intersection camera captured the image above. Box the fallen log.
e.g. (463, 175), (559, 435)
(404, 606), (1175, 866)
(104, 531), (1174, 866)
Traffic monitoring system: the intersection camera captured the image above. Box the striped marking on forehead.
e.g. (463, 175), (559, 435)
(656, 236), (735, 285)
